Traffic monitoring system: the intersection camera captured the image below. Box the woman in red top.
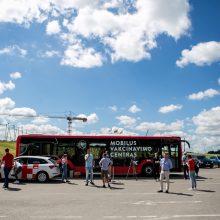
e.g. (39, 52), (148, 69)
(187, 154), (197, 190)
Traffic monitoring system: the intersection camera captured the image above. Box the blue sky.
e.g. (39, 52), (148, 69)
(0, 0), (220, 153)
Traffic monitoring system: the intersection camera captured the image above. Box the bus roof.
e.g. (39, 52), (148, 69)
(17, 134), (181, 140)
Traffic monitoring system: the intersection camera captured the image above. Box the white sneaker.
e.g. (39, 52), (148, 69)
(14, 180), (19, 184)
(188, 188), (193, 191)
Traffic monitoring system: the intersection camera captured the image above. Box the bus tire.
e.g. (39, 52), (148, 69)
(142, 165), (153, 176)
(36, 171), (49, 183)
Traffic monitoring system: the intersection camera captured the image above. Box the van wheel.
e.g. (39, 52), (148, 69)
(37, 171), (49, 183)
(142, 165), (153, 176)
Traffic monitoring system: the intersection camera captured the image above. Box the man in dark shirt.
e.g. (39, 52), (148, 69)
(2, 148), (14, 189)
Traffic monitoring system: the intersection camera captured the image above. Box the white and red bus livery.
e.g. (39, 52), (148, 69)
(16, 135), (190, 177)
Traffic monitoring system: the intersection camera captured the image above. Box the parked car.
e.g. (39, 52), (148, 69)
(209, 156), (220, 167)
(0, 156), (60, 183)
(193, 155), (214, 168)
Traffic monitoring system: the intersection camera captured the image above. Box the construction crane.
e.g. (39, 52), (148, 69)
(0, 113), (87, 135)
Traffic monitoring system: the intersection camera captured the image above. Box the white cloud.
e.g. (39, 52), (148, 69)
(128, 105), (141, 113)
(159, 104), (182, 114)
(109, 105), (117, 112)
(188, 88), (220, 100)
(21, 124), (66, 135)
(32, 116), (50, 125)
(46, 20), (61, 35)
(41, 50), (60, 58)
(77, 113), (99, 124)
(10, 72), (22, 79)
(192, 106), (220, 136)
(176, 41), (220, 68)
(0, 97), (15, 111)
(61, 44), (103, 68)
(0, 45), (27, 57)
(0, 80), (15, 94)
(116, 115), (136, 127)
(9, 107), (37, 117)
(100, 126), (137, 136)
(0, 0), (191, 67)
(136, 120), (184, 134)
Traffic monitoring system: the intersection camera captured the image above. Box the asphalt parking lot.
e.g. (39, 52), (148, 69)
(1, 168), (220, 220)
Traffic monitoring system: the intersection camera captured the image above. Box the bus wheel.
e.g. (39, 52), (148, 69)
(142, 165), (153, 176)
(36, 171), (49, 183)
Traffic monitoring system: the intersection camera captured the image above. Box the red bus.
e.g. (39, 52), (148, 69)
(16, 134), (190, 177)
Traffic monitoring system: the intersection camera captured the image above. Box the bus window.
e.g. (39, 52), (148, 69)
(170, 144), (179, 169)
(20, 143), (41, 156)
(41, 143), (56, 156)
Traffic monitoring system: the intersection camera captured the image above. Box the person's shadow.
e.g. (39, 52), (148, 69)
(4, 187), (21, 191)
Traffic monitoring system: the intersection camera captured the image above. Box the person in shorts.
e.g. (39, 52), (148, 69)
(99, 153), (113, 188)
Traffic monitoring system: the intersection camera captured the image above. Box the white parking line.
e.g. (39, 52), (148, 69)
(30, 216), (82, 219)
(128, 200), (202, 205)
(172, 214), (220, 218)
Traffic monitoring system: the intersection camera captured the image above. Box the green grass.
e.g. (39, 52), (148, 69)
(0, 141), (16, 159)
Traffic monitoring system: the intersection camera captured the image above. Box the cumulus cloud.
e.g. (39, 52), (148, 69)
(0, 45), (27, 57)
(46, 20), (61, 35)
(0, 80), (15, 94)
(136, 120), (184, 134)
(77, 113), (99, 124)
(100, 126), (137, 136)
(188, 88), (220, 100)
(0, 97), (15, 111)
(20, 124), (66, 135)
(0, 0), (191, 68)
(192, 106), (220, 136)
(61, 44), (103, 68)
(129, 105), (141, 113)
(9, 107), (37, 117)
(32, 116), (50, 125)
(116, 115), (136, 127)
(10, 72), (22, 79)
(176, 41), (220, 68)
(159, 104), (182, 114)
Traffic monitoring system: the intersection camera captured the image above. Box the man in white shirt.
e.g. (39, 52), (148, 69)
(85, 148), (94, 186)
(12, 160), (22, 184)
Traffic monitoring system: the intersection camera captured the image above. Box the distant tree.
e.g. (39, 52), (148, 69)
(208, 149), (220, 154)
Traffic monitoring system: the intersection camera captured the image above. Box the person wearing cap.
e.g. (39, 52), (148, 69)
(158, 152), (173, 193)
(1, 148), (14, 189)
(182, 152), (189, 179)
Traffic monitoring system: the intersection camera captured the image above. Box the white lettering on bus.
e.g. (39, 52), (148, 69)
(110, 141), (137, 146)
(110, 152), (137, 158)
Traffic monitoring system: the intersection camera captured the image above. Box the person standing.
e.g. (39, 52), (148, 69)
(2, 148), (14, 189)
(153, 153), (160, 181)
(12, 160), (22, 184)
(85, 148), (94, 186)
(182, 152), (189, 179)
(187, 154), (197, 190)
(158, 152), (173, 193)
(99, 153), (113, 188)
(61, 154), (68, 183)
